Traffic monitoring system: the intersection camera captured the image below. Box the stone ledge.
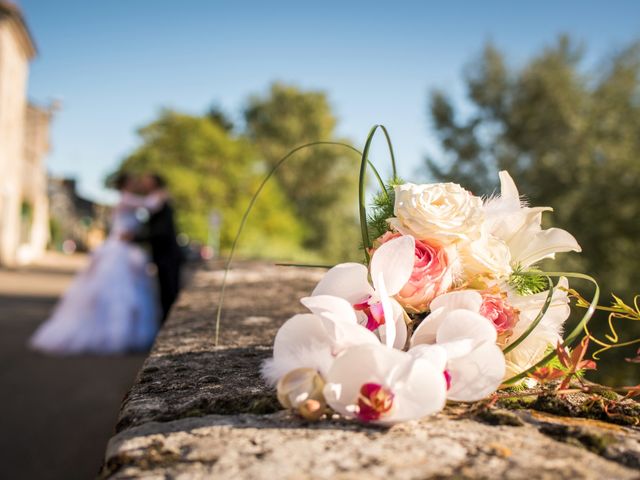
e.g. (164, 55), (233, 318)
(102, 264), (640, 479)
(114, 264), (323, 433)
(104, 408), (639, 479)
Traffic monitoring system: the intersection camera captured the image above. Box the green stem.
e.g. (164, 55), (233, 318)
(275, 263), (334, 269)
(503, 272), (600, 385)
(378, 125), (398, 179)
(502, 276), (554, 354)
(358, 125), (398, 264)
(214, 141), (380, 346)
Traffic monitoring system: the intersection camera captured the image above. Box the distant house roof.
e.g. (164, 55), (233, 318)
(0, 1), (37, 59)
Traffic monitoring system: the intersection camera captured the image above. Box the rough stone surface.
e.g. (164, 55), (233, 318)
(103, 264), (640, 479)
(115, 263), (324, 432)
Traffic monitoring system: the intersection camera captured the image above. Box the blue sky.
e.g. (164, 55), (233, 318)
(19, 0), (640, 203)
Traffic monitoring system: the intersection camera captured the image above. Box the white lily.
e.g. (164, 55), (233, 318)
(323, 343), (447, 425)
(310, 235), (416, 349)
(410, 290), (506, 401)
(504, 277), (571, 379)
(261, 295), (379, 386)
(483, 171), (581, 268)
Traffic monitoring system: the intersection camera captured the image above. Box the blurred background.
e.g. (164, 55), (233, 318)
(0, 1), (639, 478)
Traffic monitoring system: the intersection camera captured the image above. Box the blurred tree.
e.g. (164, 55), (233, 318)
(425, 36), (640, 383)
(117, 110), (306, 259)
(244, 83), (362, 262)
(206, 104), (235, 132)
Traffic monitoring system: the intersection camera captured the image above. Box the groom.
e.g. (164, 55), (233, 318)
(133, 173), (183, 322)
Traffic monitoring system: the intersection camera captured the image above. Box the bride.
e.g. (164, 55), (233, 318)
(29, 173), (163, 354)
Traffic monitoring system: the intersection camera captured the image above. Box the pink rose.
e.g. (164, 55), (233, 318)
(479, 293), (518, 334)
(374, 232), (454, 313)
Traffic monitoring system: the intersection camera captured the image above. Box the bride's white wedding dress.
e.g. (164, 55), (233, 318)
(29, 194), (161, 354)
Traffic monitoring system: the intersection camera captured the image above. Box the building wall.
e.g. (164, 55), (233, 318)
(18, 104), (51, 263)
(0, 17), (30, 266)
(48, 177), (107, 253)
(0, 6), (50, 267)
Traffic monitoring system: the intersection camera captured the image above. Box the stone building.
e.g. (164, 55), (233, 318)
(0, 2), (53, 266)
(48, 177), (108, 252)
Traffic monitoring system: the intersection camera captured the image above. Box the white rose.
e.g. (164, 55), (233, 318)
(459, 230), (512, 281)
(389, 182), (484, 244)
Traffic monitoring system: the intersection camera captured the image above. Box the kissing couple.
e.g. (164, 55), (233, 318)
(30, 172), (183, 355)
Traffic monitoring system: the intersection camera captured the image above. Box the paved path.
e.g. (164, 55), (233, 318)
(0, 253), (147, 480)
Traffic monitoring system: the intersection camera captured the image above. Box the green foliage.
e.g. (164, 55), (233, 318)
(508, 265), (549, 296)
(244, 83), (361, 262)
(117, 110), (306, 260)
(367, 178), (403, 241)
(425, 35), (640, 383)
(114, 83), (363, 264)
(206, 104), (234, 132)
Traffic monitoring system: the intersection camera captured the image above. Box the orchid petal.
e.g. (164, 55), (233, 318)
(301, 295), (358, 325)
(437, 338), (476, 360)
(410, 307), (446, 347)
(429, 290), (483, 313)
(323, 344), (446, 425)
(273, 314), (329, 359)
(370, 235), (415, 296)
(391, 299), (408, 350)
(376, 273), (396, 348)
(435, 309), (498, 353)
(264, 314), (334, 384)
(387, 357), (447, 423)
(322, 317), (380, 355)
(446, 341), (506, 402)
(409, 344), (448, 372)
(378, 298), (408, 350)
(312, 263), (373, 303)
(324, 345), (400, 416)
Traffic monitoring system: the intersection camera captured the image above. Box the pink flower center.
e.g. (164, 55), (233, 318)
(479, 295), (518, 334)
(443, 370), (452, 390)
(353, 296), (385, 331)
(357, 383), (394, 421)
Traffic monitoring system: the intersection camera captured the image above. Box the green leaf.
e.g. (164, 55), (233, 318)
(508, 264), (549, 296)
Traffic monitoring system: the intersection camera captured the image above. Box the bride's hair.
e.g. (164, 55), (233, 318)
(148, 173), (167, 189)
(114, 172), (131, 191)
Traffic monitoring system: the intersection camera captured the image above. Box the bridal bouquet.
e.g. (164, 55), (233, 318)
(262, 169), (583, 424)
(213, 125), (635, 425)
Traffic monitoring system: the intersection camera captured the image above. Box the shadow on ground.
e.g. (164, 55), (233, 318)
(0, 267), (147, 480)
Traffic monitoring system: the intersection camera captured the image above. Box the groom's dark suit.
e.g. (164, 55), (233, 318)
(135, 201), (183, 322)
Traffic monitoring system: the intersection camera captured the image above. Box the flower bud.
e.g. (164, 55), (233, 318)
(276, 368), (326, 420)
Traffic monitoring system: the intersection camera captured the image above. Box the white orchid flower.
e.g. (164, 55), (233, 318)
(483, 171), (581, 268)
(504, 277), (571, 379)
(410, 291), (506, 401)
(323, 344), (447, 425)
(310, 235), (416, 349)
(262, 296), (379, 386)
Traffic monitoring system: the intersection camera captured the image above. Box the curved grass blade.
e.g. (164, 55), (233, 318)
(358, 125), (399, 264)
(377, 125), (397, 179)
(214, 141), (384, 346)
(503, 272), (600, 385)
(502, 276), (554, 354)
(275, 263), (334, 268)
